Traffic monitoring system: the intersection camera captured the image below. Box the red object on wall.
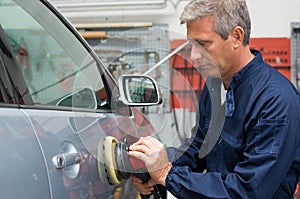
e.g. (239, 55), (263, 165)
(250, 37), (291, 80)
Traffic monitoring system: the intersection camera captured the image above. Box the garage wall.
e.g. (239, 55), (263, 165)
(247, 0), (300, 38)
(55, 0), (300, 39)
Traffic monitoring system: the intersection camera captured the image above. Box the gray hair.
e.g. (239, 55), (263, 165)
(180, 0), (251, 45)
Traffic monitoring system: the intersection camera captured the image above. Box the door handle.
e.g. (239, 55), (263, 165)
(52, 142), (81, 179)
(52, 152), (83, 169)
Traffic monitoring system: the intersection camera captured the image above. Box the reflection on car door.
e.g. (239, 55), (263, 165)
(0, 110), (51, 198)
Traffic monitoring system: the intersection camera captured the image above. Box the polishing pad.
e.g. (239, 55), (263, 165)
(97, 136), (122, 185)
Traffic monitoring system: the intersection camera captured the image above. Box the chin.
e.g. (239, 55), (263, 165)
(201, 69), (221, 79)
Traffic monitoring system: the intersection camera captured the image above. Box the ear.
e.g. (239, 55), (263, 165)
(230, 26), (244, 49)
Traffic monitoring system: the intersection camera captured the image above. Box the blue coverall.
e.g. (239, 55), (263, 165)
(166, 50), (300, 198)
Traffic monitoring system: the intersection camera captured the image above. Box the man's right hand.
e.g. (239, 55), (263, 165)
(131, 175), (156, 195)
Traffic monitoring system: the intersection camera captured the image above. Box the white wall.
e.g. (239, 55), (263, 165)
(59, 0), (300, 39)
(247, 0), (300, 38)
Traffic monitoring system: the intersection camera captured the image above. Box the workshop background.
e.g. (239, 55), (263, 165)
(48, 0), (300, 198)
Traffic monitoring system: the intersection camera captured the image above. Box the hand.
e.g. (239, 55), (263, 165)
(128, 136), (172, 186)
(131, 175), (155, 195)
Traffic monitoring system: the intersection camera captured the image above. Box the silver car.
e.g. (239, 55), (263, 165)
(0, 0), (163, 198)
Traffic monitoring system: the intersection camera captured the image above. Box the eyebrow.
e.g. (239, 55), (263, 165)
(187, 36), (209, 42)
(190, 38), (211, 45)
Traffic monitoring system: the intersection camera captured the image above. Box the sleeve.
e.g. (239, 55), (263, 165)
(165, 87), (300, 198)
(166, 166), (232, 198)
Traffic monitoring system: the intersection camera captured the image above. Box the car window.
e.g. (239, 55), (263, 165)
(0, 0), (109, 109)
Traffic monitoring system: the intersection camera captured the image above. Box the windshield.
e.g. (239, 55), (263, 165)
(0, 0), (108, 108)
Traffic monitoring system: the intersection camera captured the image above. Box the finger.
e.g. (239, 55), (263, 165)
(131, 176), (142, 184)
(134, 183), (154, 195)
(132, 136), (151, 144)
(132, 175), (156, 187)
(130, 136), (151, 147)
(128, 150), (148, 162)
(130, 137), (162, 152)
(132, 136), (156, 146)
(132, 179), (154, 190)
(129, 144), (151, 153)
(134, 185), (153, 195)
(131, 175), (142, 184)
(139, 136), (164, 149)
(146, 179), (156, 186)
(142, 179), (156, 187)
(139, 189), (153, 195)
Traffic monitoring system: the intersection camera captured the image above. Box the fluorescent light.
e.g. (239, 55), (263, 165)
(52, 0), (166, 10)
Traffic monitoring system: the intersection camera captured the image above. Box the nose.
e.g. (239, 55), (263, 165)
(190, 43), (203, 61)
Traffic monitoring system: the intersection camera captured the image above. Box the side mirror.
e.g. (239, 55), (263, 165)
(118, 74), (162, 106)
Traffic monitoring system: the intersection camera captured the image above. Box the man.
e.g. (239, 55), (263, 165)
(129, 0), (300, 198)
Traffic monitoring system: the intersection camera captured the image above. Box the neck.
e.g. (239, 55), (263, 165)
(223, 46), (254, 89)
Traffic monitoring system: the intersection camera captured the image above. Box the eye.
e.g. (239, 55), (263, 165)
(196, 41), (205, 46)
(190, 40), (202, 47)
(199, 42), (206, 47)
(194, 40), (208, 48)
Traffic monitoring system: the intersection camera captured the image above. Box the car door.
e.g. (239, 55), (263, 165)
(0, 0), (155, 198)
(0, 24), (51, 198)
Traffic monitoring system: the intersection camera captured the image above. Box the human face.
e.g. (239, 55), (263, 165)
(187, 16), (234, 81)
